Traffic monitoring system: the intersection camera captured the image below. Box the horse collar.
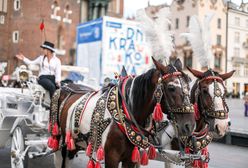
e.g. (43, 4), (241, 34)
(181, 125), (213, 152)
(107, 86), (151, 149)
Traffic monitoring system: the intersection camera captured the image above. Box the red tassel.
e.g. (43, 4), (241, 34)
(148, 146), (156, 159)
(194, 103), (200, 120)
(52, 123), (59, 136)
(65, 131), (71, 143)
(185, 147), (190, 153)
(153, 103), (163, 122)
(95, 162), (101, 168)
(67, 138), (76, 151)
(70, 138), (76, 150)
(96, 146), (104, 161)
(140, 150), (149, 165)
(131, 146), (140, 163)
(87, 159), (95, 168)
(201, 147), (208, 168)
(47, 136), (54, 148)
(192, 160), (201, 167)
(52, 138), (59, 150)
(86, 143), (92, 157)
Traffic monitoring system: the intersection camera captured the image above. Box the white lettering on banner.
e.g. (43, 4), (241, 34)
(103, 22), (150, 78)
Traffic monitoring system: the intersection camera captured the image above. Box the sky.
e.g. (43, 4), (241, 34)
(124, 0), (248, 17)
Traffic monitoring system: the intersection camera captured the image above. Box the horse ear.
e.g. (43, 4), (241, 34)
(174, 58), (182, 71)
(121, 66), (128, 77)
(187, 67), (204, 79)
(152, 56), (164, 70)
(219, 70), (235, 81)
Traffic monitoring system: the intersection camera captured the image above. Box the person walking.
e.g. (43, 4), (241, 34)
(244, 92), (248, 117)
(16, 41), (61, 98)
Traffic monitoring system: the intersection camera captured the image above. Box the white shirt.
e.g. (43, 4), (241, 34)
(23, 54), (61, 83)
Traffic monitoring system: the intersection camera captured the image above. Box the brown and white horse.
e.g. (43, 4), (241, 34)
(49, 58), (196, 168)
(158, 68), (234, 168)
(188, 67), (235, 139)
(183, 68), (234, 168)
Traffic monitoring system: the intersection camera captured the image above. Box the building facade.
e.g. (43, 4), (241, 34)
(170, 0), (227, 75)
(80, 0), (124, 22)
(226, 2), (248, 98)
(0, 0), (81, 74)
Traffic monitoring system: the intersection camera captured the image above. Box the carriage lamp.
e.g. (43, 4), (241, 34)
(19, 71), (29, 82)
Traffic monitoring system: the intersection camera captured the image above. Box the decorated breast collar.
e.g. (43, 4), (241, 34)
(107, 86), (151, 149)
(181, 125), (213, 152)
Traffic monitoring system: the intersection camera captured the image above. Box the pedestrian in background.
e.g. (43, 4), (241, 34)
(244, 92), (248, 117)
(16, 41), (61, 98)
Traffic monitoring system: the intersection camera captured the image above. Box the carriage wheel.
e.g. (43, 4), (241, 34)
(10, 126), (28, 168)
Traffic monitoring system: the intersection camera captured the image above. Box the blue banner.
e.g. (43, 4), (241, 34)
(77, 18), (103, 44)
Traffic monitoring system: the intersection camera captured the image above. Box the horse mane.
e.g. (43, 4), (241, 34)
(190, 79), (200, 104)
(129, 68), (158, 116)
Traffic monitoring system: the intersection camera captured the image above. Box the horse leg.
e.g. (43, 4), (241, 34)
(61, 145), (67, 168)
(121, 159), (136, 168)
(104, 149), (121, 168)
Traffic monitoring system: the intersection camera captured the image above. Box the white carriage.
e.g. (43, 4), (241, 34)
(0, 64), (89, 168)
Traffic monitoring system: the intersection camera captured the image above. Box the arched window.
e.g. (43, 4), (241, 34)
(12, 31), (19, 43)
(14, 0), (21, 11)
(51, 1), (61, 21)
(63, 4), (72, 24)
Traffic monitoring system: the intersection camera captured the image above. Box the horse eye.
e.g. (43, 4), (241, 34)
(202, 88), (208, 94)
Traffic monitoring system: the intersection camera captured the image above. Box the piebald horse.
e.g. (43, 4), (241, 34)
(49, 58), (196, 168)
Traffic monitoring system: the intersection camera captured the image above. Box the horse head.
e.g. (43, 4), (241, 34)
(152, 58), (195, 137)
(188, 67), (235, 138)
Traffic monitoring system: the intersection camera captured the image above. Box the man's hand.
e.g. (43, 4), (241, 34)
(16, 53), (25, 60)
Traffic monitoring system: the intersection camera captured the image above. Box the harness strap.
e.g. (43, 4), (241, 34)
(73, 92), (96, 134)
(88, 91), (112, 157)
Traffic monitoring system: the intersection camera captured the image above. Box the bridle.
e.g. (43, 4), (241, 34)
(196, 75), (229, 120)
(154, 70), (194, 121)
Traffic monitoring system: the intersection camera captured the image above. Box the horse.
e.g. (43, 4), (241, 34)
(169, 67), (234, 167)
(158, 67), (235, 168)
(48, 58), (196, 168)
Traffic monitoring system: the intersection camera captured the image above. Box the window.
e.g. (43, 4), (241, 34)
(63, 4), (72, 24)
(234, 47), (240, 57)
(234, 17), (240, 26)
(12, 31), (19, 43)
(183, 50), (193, 68)
(175, 18), (179, 29)
(217, 18), (221, 29)
(14, 0), (21, 11)
(214, 53), (221, 69)
(0, 15), (4, 24)
(51, 1), (61, 21)
(186, 16), (190, 27)
(0, 0), (7, 13)
(217, 35), (221, 45)
(234, 32), (240, 43)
